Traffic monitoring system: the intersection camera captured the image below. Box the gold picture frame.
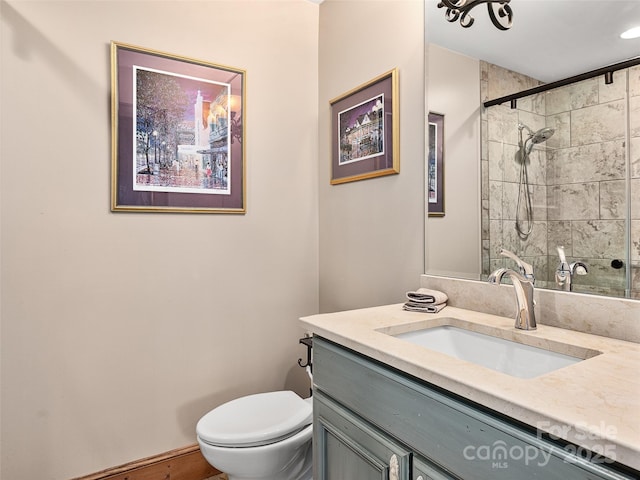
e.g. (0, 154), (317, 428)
(427, 112), (444, 217)
(111, 42), (246, 213)
(330, 69), (399, 185)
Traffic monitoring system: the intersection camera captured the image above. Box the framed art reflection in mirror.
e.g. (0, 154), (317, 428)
(428, 112), (444, 217)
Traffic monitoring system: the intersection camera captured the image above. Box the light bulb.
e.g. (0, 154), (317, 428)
(620, 26), (640, 39)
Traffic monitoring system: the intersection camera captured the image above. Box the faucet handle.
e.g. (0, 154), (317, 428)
(500, 249), (534, 281)
(571, 261), (589, 276)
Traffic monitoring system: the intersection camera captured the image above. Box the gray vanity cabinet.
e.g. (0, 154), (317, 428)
(315, 390), (457, 480)
(312, 336), (637, 480)
(315, 391), (412, 479)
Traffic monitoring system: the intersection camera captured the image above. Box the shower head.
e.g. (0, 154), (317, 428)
(530, 127), (555, 144)
(523, 126), (555, 154)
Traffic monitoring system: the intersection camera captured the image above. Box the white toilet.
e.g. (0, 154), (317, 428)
(196, 390), (313, 480)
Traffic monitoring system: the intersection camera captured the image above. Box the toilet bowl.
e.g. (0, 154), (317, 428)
(197, 390), (313, 480)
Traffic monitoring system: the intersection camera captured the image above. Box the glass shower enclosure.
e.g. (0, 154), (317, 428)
(481, 61), (639, 298)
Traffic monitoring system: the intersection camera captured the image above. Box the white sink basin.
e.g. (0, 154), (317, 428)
(392, 324), (592, 379)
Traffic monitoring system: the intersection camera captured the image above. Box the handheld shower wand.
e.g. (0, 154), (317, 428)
(515, 123), (555, 239)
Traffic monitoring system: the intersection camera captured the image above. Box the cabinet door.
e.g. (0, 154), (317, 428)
(314, 391), (411, 480)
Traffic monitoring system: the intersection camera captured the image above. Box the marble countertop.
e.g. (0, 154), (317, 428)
(300, 304), (640, 471)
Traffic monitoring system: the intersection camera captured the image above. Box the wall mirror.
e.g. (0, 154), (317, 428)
(425, 0), (640, 299)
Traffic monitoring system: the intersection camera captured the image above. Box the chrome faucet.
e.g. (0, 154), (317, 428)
(488, 269), (537, 330)
(499, 248), (535, 283)
(555, 246), (588, 292)
(488, 249), (536, 330)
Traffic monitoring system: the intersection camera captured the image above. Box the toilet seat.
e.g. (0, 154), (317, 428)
(196, 391), (312, 448)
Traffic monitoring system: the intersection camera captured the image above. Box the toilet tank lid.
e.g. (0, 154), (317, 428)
(196, 391), (312, 447)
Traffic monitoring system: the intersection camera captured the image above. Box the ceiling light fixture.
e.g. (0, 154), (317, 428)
(438, 0), (513, 30)
(621, 26), (640, 39)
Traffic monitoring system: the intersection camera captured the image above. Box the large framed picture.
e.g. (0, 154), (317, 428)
(330, 69), (399, 185)
(111, 42), (246, 213)
(427, 112), (444, 217)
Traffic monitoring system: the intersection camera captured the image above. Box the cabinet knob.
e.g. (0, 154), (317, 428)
(389, 454), (399, 480)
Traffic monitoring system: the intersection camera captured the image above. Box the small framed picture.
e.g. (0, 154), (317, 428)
(111, 42), (246, 213)
(330, 69), (399, 185)
(428, 112), (444, 217)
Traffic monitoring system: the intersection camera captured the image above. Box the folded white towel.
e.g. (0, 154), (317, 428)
(406, 288), (448, 305)
(402, 301), (447, 313)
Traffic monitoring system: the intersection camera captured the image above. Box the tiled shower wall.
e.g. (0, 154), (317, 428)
(480, 62), (548, 285)
(633, 67), (640, 299)
(481, 62), (640, 298)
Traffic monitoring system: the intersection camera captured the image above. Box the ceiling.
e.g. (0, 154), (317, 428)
(426, 0), (640, 83)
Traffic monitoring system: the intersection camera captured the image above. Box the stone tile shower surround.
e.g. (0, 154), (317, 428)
(481, 62), (640, 298)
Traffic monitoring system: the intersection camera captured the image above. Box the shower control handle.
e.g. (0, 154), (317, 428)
(611, 259), (624, 269)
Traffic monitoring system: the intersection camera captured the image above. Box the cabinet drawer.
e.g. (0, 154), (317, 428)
(313, 336), (635, 480)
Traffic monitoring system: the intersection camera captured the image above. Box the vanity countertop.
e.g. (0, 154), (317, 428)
(300, 304), (640, 471)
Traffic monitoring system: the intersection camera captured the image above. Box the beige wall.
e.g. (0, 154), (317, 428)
(426, 44), (481, 278)
(1, 1), (319, 478)
(318, 0), (425, 312)
(2, 1), (427, 477)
